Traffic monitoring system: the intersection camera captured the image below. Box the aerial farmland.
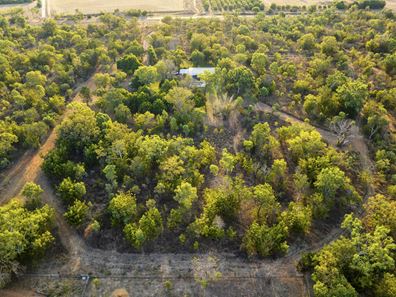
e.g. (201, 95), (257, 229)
(0, 0), (396, 296)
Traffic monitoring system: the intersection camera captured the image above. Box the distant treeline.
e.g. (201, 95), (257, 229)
(335, 0), (386, 9)
(0, 0), (32, 4)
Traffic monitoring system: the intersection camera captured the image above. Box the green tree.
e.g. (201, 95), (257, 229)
(384, 53), (396, 76)
(251, 52), (268, 74)
(174, 182), (198, 209)
(281, 202), (312, 234)
(0, 200), (54, 288)
(363, 194), (396, 237)
(252, 183), (280, 223)
(191, 50), (206, 66)
(57, 103), (100, 154)
(335, 80), (368, 117)
(242, 221), (289, 257)
(298, 33), (316, 51)
(361, 100), (388, 140)
(108, 192), (137, 225)
(123, 200), (163, 248)
(22, 182), (44, 209)
(314, 166), (346, 199)
(320, 36), (338, 56)
(116, 54), (142, 74)
(225, 66), (257, 97)
(64, 200), (90, 227)
(57, 177), (86, 204)
(134, 66), (160, 85)
(376, 273), (396, 297)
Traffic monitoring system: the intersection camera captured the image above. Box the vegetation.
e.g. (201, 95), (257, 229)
(299, 194), (396, 297)
(0, 12), (140, 169)
(1, 3), (396, 295)
(40, 6), (396, 261)
(0, 198), (54, 288)
(202, 0), (264, 12)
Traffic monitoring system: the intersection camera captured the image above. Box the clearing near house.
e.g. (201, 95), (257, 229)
(49, 0), (187, 15)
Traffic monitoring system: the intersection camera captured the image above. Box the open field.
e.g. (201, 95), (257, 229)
(49, 0), (187, 15)
(263, 0), (331, 6)
(0, 1), (35, 11)
(386, 0), (396, 10)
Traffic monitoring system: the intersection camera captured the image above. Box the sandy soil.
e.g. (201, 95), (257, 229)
(49, 0), (186, 15)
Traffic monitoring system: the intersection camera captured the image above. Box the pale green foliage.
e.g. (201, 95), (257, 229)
(219, 148), (236, 174)
(64, 200), (90, 226)
(242, 221), (289, 257)
(123, 200), (163, 249)
(21, 183), (43, 200)
(363, 194), (396, 237)
(134, 66), (160, 85)
(251, 52), (268, 74)
(281, 202), (312, 234)
(376, 273), (396, 297)
(314, 166), (347, 199)
(165, 87), (195, 115)
(0, 199), (54, 288)
(174, 182), (198, 209)
(57, 103), (100, 153)
(57, 177), (86, 204)
(313, 214), (396, 295)
(108, 192), (137, 225)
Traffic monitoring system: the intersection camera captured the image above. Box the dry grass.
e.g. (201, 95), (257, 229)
(386, 0), (396, 10)
(49, 0), (186, 15)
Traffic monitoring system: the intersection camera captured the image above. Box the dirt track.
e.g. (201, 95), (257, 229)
(0, 73), (96, 205)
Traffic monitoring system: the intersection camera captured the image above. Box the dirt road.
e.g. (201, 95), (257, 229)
(0, 74), (96, 205)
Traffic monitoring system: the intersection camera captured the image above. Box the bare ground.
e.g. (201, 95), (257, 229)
(49, 0), (187, 16)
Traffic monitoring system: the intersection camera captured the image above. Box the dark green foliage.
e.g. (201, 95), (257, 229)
(116, 54), (142, 75)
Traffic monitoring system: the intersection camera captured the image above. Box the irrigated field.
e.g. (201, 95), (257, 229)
(49, 0), (187, 15)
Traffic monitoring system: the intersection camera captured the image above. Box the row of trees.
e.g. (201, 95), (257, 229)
(202, 0), (264, 12)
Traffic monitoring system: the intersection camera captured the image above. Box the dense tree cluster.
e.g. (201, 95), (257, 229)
(303, 194), (396, 296)
(21, 0), (389, 276)
(0, 197), (54, 288)
(0, 12), (140, 169)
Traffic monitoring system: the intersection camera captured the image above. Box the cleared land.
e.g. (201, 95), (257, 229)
(49, 0), (187, 15)
(0, 1), (34, 11)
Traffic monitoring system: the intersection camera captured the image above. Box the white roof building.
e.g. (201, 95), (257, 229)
(179, 67), (215, 77)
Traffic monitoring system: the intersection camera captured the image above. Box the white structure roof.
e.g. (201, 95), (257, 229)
(179, 67), (215, 76)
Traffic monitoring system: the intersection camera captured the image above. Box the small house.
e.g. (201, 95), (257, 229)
(178, 67), (215, 87)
